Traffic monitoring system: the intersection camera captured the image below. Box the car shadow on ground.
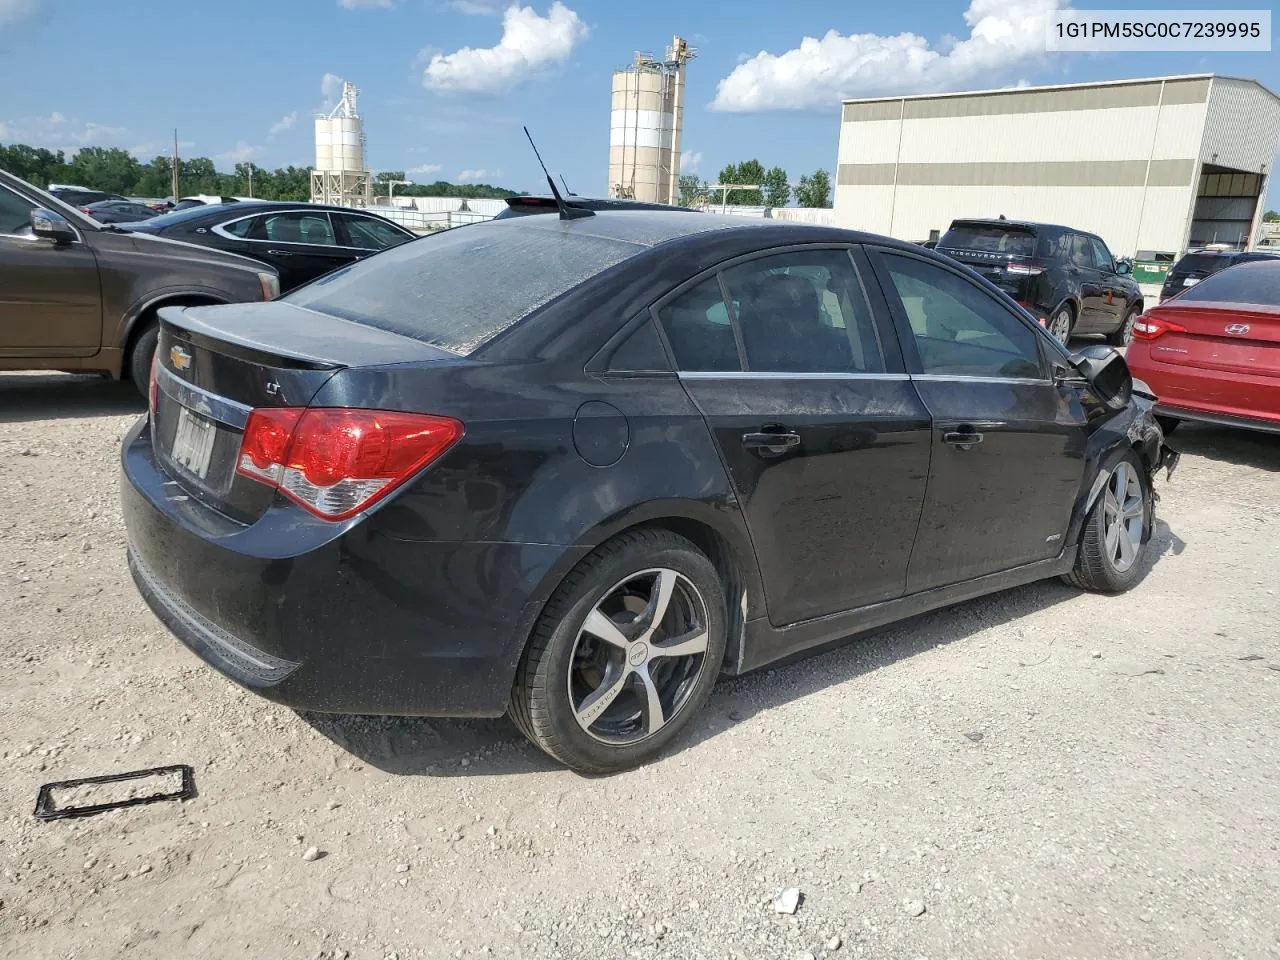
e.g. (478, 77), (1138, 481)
(301, 516), (1182, 779)
(0, 374), (144, 424)
(1167, 422), (1280, 473)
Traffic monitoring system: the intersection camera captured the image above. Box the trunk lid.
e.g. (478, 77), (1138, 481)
(151, 301), (458, 523)
(935, 221), (1041, 303)
(1147, 302), (1280, 379)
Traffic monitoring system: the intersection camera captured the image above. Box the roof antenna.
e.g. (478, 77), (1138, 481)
(524, 126), (592, 221)
(559, 174), (577, 197)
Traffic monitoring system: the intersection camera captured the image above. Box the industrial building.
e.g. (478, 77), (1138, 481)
(311, 79), (372, 208)
(608, 36), (695, 205)
(834, 74), (1280, 259)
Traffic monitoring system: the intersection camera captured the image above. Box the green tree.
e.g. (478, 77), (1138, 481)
(65, 147), (141, 195)
(677, 174), (707, 208)
(375, 171), (406, 183)
(714, 160), (764, 206)
(762, 166), (790, 208)
(795, 169), (833, 208)
(1264, 209), (1279, 222)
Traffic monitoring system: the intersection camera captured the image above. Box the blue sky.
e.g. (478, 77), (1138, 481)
(0, 0), (1277, 205)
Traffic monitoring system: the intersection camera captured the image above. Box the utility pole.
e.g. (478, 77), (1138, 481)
(171, 129), (180, 202)
(247, 162), (254, 198)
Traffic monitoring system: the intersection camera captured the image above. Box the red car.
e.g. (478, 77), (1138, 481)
(1127, 258), (1280, 435)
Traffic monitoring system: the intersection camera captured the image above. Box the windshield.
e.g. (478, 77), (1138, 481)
(939, 224), (1038, 257)
(284, 217), (646, 355)
(1171, 253), (1234, 276)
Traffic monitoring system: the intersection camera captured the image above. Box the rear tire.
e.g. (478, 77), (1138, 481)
(1063, 450), (1151, 594)
(126, 321), (159, 398)
(509, 529), (727, 774)
(1106, 306), (1140, 347)
(1048, 305), (1074, 344)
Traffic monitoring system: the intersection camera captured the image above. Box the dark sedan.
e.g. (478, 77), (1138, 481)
(119, 201), (416, 292)
(121, 210), (1176, 774)
(83, 199), (161, 224)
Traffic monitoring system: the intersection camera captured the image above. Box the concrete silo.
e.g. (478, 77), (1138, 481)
(608, 36), (696, 205)
(310, 79), (372, 207)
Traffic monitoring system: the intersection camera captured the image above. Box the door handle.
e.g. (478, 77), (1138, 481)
(266, 249), (294, 256)
(942, 428), (984, 448)
(742, 430), (801, 455)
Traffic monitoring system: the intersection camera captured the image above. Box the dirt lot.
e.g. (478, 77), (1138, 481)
(3, 371), (1280, 960)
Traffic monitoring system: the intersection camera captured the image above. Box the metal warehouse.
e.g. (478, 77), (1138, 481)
(834, 75), (1280, 259)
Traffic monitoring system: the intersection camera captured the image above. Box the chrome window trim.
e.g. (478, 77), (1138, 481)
(678, 371), (911, 382)
(911, 373), (1051, 386)
(156, 363), (252, 429)
(210, 209), (347, 250)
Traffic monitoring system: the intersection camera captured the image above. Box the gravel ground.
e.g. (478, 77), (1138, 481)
(2, 371), (1280, 960)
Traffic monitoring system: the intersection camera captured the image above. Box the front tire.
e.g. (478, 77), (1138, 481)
(1106, 306), (1140, 346)
(127, 321), (159, 398)
(1063, 451), (1151, 594)
(510, 529), (727, 774)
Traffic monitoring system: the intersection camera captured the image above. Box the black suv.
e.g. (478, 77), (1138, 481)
(1159, 248), (1279, 302)
(936, 218), (1143, 345)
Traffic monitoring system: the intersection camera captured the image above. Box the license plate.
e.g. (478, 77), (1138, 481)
(1183, 277), (1200, 287)
(170, 406), (216, 479)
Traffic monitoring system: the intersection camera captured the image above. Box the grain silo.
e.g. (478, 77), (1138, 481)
(310, 79), (372, 208)
(608, 35), (696, 205)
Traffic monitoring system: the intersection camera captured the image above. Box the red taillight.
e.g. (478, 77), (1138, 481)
(1131, 315), (1186, 341)
(1006, 263), (1044, 276)
(235, 408), (463, 521)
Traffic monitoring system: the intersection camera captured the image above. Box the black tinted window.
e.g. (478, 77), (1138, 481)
(940, 224), (1037, 257)
(657, 277), (741, 372)
(1172, 253), (1232, 276)
(1089, 238), (1115, 272)
(220, 216), (256, 238)
(606, 319), (670, 372)
(1176, 263), (1280, 307)
(879, 253), (1045, 379)
(285, 218), (645, 355)
(0, 186), (34, 234)
(341, 215), (410, 250)
(721, 250), (885, 374)
(263, 212), (335, 245)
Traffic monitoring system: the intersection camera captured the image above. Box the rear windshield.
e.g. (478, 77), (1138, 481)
(1171, 253), (1234, 276)
(283, 218), (647, 355)
(1175, 263), (1280, 307)
(939, 224), (1038, 258)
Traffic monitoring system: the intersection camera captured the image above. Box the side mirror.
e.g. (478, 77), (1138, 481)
(1070, 344), (1133, 411)
(1114, 259), (1132, 276)
(31, 208), (78, 245)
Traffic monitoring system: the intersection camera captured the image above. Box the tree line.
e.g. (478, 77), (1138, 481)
(0, 143), (517, 201)
(678, 160), (833, 210)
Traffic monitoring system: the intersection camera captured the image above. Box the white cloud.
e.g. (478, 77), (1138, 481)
(269, 111), (299, 136)
(457, 168), (499, 182)
(711, 0), (1068, 112)
(321, 72), (345, 110)
(681, 150), (704, 175)
(423, 2), (588, 94)
(338, 0), (392, 8)
(407, 163), (443, 176)
(0, 113), (128, 148)
(217, 142), (262, 164)
(450, 0), (506, 13)
(0, 0), (38, 27)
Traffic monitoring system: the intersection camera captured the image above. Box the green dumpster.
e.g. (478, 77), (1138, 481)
(1132, 252), (1176, 286)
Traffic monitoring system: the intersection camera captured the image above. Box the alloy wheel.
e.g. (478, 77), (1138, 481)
(1120, 311), (1137, 345)
(567, 568), (709, 745)
(1049, 309), (1072, 343)
(1102, 462), (1144, 573)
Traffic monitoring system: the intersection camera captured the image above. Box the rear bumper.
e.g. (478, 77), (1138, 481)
(1154, 404), (1280, 436)
(1127, 342), (1280, 436)
(120, 417), (586, 716)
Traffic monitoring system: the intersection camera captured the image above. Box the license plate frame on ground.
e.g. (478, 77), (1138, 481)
(170, 406), (216, 480)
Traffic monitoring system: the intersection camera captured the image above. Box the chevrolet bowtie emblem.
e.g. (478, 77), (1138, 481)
(169, 345), (192, 371)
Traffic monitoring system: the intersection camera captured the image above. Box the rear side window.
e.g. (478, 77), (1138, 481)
(220, 216), (256, 238)
(284, 219), (646, 355)
(341, 215), (409, 250)
(939, 224), (1037, 257)
(1175, 263), (1280, 307)
(657, 277), (741, 372)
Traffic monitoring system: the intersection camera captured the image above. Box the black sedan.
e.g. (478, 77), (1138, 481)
(121, 211), (1177, 773)
(119, 201), (416, 292)
(83, 199), (161, 224)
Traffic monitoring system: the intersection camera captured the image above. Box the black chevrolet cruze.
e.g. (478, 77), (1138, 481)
(121, 209), (1177, 773)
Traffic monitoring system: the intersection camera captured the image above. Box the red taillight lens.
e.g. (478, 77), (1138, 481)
(235, 408), (463, 521)
(1006, 263), (1044, 276)
(1131, 315), (1186, 341)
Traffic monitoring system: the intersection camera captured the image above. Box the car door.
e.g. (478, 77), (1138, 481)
(1088, 236), (1127, 330)
(1067, 233), (1105, 331)
(0, 182), (101, 357)
(865, 246), (1089, 593)
(333, 212), (414, 255)
(655, 246), (933, 626)
(224, 211), (354, 291)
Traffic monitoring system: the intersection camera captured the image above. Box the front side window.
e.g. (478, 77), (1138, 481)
(656, 277), (741, 372)
(342, 215), (410, 251)
(0, 186), (35, 235)
(720, 250), (885, 374)
(878, 253), (1045, 380)
(1089, 237), (1115, 273)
